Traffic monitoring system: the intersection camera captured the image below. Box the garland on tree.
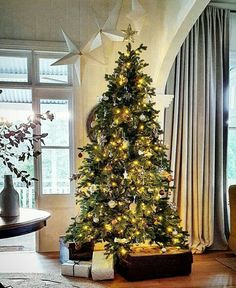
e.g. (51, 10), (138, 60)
(66, 43), (189, 257)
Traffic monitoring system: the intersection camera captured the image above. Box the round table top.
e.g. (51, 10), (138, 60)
(0, 208), (50, 239)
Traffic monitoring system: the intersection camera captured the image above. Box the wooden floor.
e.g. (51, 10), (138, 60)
(0, 251), (235, 287)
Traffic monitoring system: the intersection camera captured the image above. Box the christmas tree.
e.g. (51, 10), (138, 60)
(66, 41), (189, 258)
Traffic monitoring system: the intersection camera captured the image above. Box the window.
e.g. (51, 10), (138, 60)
(0, 49), (73, 200)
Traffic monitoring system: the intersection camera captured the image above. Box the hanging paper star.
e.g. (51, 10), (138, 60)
(127, 0), (146, 32)
(122, 24), (138, 43)
(51, 30), (102, 84)
(83, 0), (124, 53)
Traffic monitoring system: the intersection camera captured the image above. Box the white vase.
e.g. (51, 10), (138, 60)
(0, 175), (20, 217)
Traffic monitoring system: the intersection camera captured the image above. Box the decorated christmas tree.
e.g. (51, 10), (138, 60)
(66, 40), (189, 258)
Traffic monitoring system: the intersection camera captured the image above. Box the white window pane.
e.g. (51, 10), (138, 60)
(40, 99), (69, 146)
(41, 148), (70, 194)
(39, 58), (69, 84)
(0, 89), (32, 122)
(0, 56), (28, 82)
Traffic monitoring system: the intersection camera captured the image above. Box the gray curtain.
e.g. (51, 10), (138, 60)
(165, 6), (229, 253)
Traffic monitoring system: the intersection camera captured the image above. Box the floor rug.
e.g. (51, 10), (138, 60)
(0, 273), (105, 288)
(216, 255), (236, 271)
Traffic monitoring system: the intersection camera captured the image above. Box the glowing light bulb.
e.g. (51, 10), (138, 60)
(139, 124), (144, 130)
(112, 182), (117, 187)
(105, 224), (112, 231)
(167, 227), (173, 233)
(120, 247), (127, 255)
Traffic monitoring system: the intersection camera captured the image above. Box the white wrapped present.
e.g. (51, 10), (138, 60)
(91, 251), (114, 280)
(61, 260), (92, 278)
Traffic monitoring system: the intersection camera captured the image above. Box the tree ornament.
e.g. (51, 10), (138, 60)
(108, 200), (117, 208)
(93, 217), (99, 223)
(139, 114), (146, 121)
(138, 150), (144, 155)
(123, 170), (128, 179)
(111, 219), (118, 225)
(78, 152), (83, 158)
(89, 184), (97, 193)
(173, 230), (178, 236)
(161, 247), (167, 253)
(129, 201), (137, 213)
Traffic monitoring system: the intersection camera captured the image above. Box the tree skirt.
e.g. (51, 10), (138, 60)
(0, 273), (105, 288)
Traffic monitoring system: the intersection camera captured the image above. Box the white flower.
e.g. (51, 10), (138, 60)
(138, 150), (145, 155)
(108, 200), (117, 208)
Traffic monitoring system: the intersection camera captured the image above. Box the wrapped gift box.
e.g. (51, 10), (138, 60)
(116, 249), (193, 281)
(91, 251), (114, 280)
(61, 260), (92, 278)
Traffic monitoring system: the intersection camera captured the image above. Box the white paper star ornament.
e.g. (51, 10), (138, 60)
(83, 0), (123, 53)
(51, 30), (103, 84)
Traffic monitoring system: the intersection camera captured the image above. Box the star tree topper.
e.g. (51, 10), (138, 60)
(122, 24), (138, 43)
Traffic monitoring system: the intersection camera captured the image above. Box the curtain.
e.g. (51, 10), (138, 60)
(165, 6), (229, 253)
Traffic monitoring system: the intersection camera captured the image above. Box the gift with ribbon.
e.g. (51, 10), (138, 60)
(61, 260), (92, 277)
